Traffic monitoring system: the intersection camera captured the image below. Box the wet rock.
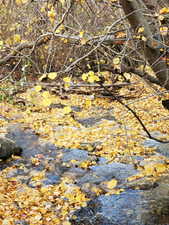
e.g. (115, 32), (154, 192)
(156, 144), (169, 158)
(62, 149), (91, 162)
(6, 125), (39, 148)
(0, 137), (22, 160)
(70, 190), (144, 225)
(63, 167), (86, 179)
(70, 189), (167, 225)
(42, 173), (60, 185)
(6, 168), (19, 178)
(72, 174), (169, 225)
(144, 132), (169, 158)
(77, 114), (115, 127)
(91, 162), (137, 181)
(14, 220), (29, 225)
(124, 176), (158, 191)
(97, 157), (108, 165)
(144, 139), (169, 158)
(78, 162), (137, 185)
(6, 125), (58, 159)
(49, 103), (82, 112)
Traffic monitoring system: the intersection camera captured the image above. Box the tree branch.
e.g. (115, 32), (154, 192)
(98, 81), (169, 143)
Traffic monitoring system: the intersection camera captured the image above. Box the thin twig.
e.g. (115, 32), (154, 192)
(99, 82), (169, 143)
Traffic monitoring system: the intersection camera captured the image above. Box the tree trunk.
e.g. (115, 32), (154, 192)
(120, 0), (169, 90)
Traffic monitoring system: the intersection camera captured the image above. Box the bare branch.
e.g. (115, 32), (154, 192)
(98, 82), (169, 143)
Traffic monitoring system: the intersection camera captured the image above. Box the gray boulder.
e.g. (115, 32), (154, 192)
(0, 137), (22, 160)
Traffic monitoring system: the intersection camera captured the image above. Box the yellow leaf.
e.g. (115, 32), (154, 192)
(0, 41), (3, 50)
(137, 27), (144, 33)
(141, 36), (147, 41)
(159, 7), (169, 14)
(113, 57), (120, 65)
(34, 85), (42, 92)
(88, 76), (95, 83)
(87, 73), (100, 83)
(39, 73), (47, 81)
(2, 219), (13, 225)
(160, 26), (168, 36)
(88, 71), (95, 76)
(48, 72), (57, 80)
(90, 186), (103, 195)
(82, 73), (88, 81)
(6, 38), (13, 46)
(85, 99), (92, 108)
(155, 163), (167, 173)
(123, 72), (131, 80)
(42, 98), (52, 107)
(63, 77), (71, 83)
(127, 173), (144, 181)
(13, 34), (21, 43)
(15, 0), (23, 5)
(55, 24), (65, 33)
(48, 7), (56, 19)
(40, 186), (49, 194)
(106, 188), (124, 195)
(87, 64), (91, 69)
(79, 31), (84, 38)
(106, 179), (117, 189)
(81, 38), (88, 45)
(64, 83), (71, 89)
(63, 106), (72, 114)
(143, 164), (155, 176)
(115, 31), (126, 38)
(40, 6), (46, 13)
(31, 171), (45, 181)
(62, 222), (71, 225)
(42, 91), (50, 98)
(94, 75), (100, 82)
(158, 15), (164, 21)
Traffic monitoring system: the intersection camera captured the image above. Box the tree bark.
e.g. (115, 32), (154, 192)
(120, 0), (169, 90)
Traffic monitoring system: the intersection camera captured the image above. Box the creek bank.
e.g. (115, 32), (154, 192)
(1, 124), (169, 224)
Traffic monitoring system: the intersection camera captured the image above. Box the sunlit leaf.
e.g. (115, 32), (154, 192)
(105, 179), (117, 189)
(113, 57), (120, 65)
(85, 99), (92, 108)
(137, 27), (144, 33)
(16, 0), (28, 5)
(63, 77), (71, 83)
(13, 34), (21, 43)
(155, 163), (167, 173)
(34, 85), (42, 92)
(81, 38), (88, 45)
(159, 7), (169, 14)
(48, 7), (56, 19)
(82, 73), (88, 81)
(63, 106), (72, 114)
(39, 74), (47, 81)
(160, 26), (168, 36)
(48, 72), (57, 80)
(79, 31), (84, 38)
(42, 91), (50, 98)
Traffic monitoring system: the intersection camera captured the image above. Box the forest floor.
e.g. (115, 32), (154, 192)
(0, 75), (169, 224)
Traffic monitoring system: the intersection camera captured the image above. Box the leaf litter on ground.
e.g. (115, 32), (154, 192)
(0, 76), (169, 224)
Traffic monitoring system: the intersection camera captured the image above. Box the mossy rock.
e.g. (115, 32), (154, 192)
(0, 137), (22, 160)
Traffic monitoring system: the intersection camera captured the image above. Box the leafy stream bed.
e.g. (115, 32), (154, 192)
(0, 122), (169, 225)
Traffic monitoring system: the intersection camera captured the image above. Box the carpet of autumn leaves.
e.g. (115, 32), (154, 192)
(0, 74), (169, 224)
